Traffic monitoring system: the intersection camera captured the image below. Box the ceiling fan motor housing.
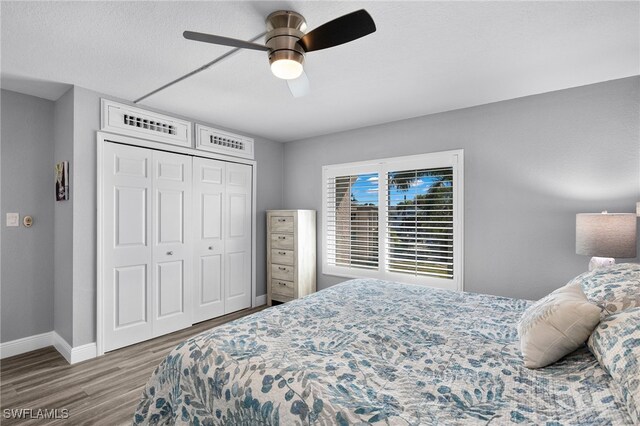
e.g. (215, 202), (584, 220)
(265, 11), (306, 68)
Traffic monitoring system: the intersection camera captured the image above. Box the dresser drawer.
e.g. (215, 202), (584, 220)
(271, 279), (294, 298)
(271, 293), (293, 303)
(271, 264), (294, 281)
(271, 233), (294, 250)
(270, 216), (294, 233)
(271, 249), (294, 265)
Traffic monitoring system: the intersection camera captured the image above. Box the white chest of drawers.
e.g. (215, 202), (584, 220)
(267, 210), (316, 305)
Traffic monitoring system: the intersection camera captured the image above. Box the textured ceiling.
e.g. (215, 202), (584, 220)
(1, 1), (638, 142)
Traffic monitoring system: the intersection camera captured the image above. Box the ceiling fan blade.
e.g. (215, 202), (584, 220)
(298, 9), (376, 53)
(287, 71), (310, 98)
(183, 31), (269, 52)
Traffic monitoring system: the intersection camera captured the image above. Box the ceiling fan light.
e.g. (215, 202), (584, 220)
(271, 59), (304, 80)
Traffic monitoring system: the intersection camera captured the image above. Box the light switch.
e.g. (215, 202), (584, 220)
(6, 213), (19, 227)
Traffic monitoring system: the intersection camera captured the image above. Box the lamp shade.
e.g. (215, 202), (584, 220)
(576, 213), (637, 258)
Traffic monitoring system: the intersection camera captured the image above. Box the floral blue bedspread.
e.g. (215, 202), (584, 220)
(133, 279), (632, 425)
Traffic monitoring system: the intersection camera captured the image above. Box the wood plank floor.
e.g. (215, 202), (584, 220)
(0, 306), (266, 425)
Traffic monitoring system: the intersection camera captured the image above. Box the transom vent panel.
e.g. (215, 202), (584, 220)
(124, 114), (176, 135)
(211, 135), (245, 151)
(196, 124), (254, 160)
(101, 99), (192, 148)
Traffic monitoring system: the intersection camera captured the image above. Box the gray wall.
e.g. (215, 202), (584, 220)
(0, 85), (283, 347)
(70, 86), (284, 345)
(3, 77), (637, 345)
(253, 138), (285, 301)
(283, 76), (640, 300)
(1, 90), (55, 342)
(53, 88), (74, 345)
(71, 87), (97, 346)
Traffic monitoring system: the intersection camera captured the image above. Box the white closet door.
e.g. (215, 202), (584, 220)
(102, 143), (153, 352)
(192, 157), (226, 323)
(224, 162), (252, 313)
(151, 150), (193, 336)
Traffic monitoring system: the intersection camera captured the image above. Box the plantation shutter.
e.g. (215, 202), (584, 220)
(386, 167), (454, 279)
(325, 172), (379, 270)
(322, 150), (463, 291)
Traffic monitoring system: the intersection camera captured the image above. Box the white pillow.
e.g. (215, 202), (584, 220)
(517, 283), (602, 368)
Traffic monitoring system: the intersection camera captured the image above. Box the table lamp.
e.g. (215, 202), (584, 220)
(576, 211), (636, 271)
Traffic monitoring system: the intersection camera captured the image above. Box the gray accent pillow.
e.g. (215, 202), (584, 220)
(517, 283), (602, 368)
(572, 263), (640, 317)
(588, 308), (640, 424)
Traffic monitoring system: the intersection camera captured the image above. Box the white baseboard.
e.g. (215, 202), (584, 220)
(254, 294), (267, 306)
(52, 332), (72, 363)
(52, 332), (97, 364)
(70, 342), (97, 364)
(0, 332), (53, 359)
(1, 331), (96, 364)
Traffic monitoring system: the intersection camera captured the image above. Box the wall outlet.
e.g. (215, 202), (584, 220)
(6, 213), (19, 227)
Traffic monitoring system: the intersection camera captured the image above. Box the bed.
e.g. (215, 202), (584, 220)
(133, 278), (633, 425)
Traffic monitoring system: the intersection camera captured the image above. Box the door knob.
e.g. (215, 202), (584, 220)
(208, 246), (213, 250)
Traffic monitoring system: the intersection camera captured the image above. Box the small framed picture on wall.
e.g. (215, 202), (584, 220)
(55, 161), (69, 201)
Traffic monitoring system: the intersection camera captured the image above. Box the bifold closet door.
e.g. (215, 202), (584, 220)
(103, 143), (193, 351)
(224, 162), (252, 314)
(193, 157), (225, 322)
(102, 143), (153, 351)
(193, 158), (252, 320)
(151, 151), (193, 337)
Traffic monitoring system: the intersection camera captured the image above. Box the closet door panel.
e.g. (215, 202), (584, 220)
(224, 162), (252, 314)
(156, 260), (185, 317)
(193, 157), (226, 322)
(115, 265), (148, 327)
(157, 190), (184, 243)
(200, 254), (223, 304)
(103, 143), (153, 352)
(226, 251), (247, 299)
(228, 194), (248, 237)
(152, 151), (193, 336)
(115, 187), (147, 247)
(202, 193), (222, 239)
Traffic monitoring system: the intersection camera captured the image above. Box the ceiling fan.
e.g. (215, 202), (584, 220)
(183, 9), (376, 97)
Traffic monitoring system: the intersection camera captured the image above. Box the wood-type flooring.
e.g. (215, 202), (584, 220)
(0, 306), (265, 425)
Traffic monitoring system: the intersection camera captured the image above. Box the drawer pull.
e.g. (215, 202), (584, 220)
(278, 266), (287, 271)
(279, 282), (286, 286)
(167, 251), (173, 255)
(208, 246), (213, 250)
(278, 219), (286, 222)
(278, 251), (286, 255)
(278, 236), (286, 240)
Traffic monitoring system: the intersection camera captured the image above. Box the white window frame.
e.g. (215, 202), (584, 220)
(322, 149), (464, 291)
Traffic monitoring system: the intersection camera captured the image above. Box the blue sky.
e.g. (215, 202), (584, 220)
(350, 173), (439, 206)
